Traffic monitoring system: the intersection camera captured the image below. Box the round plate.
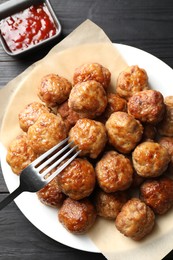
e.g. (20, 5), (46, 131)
(1, 43), (173, 253)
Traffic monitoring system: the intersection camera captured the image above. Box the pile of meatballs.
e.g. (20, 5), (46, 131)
(6, 62), (173, 241)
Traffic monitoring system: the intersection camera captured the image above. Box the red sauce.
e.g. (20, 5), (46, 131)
(0, 3), (58, 53)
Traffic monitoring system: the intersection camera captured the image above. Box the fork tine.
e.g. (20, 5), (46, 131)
(45, 150), (81, 184)
(41, 145), (78, 178)
(37, 141), (74, 172)
(32, 137), (69, 167)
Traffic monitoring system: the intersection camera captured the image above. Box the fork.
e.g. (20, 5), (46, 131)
(0, 137), (80, 210)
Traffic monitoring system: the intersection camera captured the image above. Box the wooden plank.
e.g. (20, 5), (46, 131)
(0, 61), (34, 86)
(0, 164), (8, 192)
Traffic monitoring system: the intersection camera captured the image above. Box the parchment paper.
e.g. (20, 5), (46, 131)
(0, 20), (173, 260)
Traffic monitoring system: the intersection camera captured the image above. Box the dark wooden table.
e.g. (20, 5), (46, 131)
(0, 0), (173, 259)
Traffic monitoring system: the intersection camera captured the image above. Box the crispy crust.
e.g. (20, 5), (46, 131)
(115, 198), (155, 240)
(58, 198), (97, 234)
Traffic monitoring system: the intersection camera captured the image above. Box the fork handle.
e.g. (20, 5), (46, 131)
(0, 186), (23, 210)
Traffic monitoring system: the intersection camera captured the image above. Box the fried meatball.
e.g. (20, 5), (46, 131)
(158, 96), (173, 137)
(57, 158), (96, 200)
(104, 93), (127, 119)
(6, 133), (37, 175)
(140, 177), (173, 215)
(68, 80), (107, 118)
(38, 74), (72, 107)
(37, 174), (66, 208)
(116, 65), (149, 100)
(105, 112), (143, 154)
(73, 63), (111, 89)
(115, 198), (155, 241)
(94, 189), (128, 219)
(28, 112), (67, 154)
(68, 118), (107, 159)
(57, 100), (85, 131)
(128, 90), (165, 124)
(158, 137), (173, 173)
(95, 151), (133, 193)
(58, 198), (97, 234)
(18, 102), (51, 132)
(132, 141), (170, 178)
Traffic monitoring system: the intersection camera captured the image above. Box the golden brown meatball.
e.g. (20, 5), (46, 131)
(57, 158), (96, 200)
(128, 90), (165, 124)
(115, 198), (155, 241)
(116, 65), (149, 100)
(104, 93), (127, 119)
(18, 102), (51, 132)
(6, 133), (37, 175)
(132, 141), (170, 178)
(58, 198), (97, 234)
(158, 137), (173, 162)
(68, 80), (107, 118)
(95, 151), (133, 193)
(28, 113), (67, 154)
(140, 177), (173, 215)
(158, 136), (173, 173)
(57, 100), (85, 131)
(73, 63), (111, 89)
(38, 74), (72, 107)
(68, 118), (107, 159)
(37, 174), (66, 208)
(105, 112), (143, 154)
(158, 96), (173, 137)
(94, 189), (128, 219)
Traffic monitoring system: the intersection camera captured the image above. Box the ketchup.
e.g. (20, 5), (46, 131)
(0, 3), (58, 53)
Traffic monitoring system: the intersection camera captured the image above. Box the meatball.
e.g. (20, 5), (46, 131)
(37, 174), (66, 208)
(132, 141), (170, 178)
(94, 189), (128, 219)
(68, 80), (107, 118)
(104, 93), (127, 119)
(127, 90), (165, 124)
(38, 74), (72, 107)
(68, 118), (107, 159)
(95, 151), (133, 193)
(18, 102), (50, 132)
(73, 62), (111, 89)
(57, 158), (96, 200)
(105, 112), (143, 154)
(140, 177), (173, 215)
(158, 137), (173, 173)
(58, 198), (97, 234)
(115, 198), (155, 241)
(57, 100), (85, 131)
(6, 133), (37, 175)
(116, 65), (149, 100)
(158, 96), (173, 137)
(28, 112), (67, 154)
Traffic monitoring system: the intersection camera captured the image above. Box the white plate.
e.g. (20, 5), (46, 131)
(1, 43), (173, 253)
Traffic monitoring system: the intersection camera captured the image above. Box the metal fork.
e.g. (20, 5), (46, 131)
(0, 137), (80, 210)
